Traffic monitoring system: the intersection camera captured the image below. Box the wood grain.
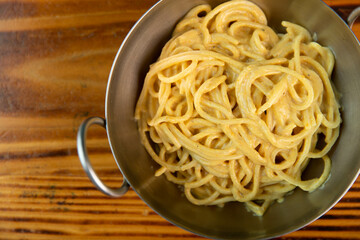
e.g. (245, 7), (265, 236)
(0, 0), (359, 239)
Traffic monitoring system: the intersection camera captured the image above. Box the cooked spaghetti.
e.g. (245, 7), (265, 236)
(134, 0), (341, 216)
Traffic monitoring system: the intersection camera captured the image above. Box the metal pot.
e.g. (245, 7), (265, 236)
(77, 0), (360, 239)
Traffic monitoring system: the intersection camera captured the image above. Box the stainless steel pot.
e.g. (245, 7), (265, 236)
(77, 0), (360, 239)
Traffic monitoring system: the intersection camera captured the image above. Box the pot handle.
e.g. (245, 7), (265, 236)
(347, 6), (360, 28)
(77, 116), (130, 197)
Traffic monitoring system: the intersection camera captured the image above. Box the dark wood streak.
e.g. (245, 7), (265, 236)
(0, 148), (110, 160)
(0, 207), (158, 215)
(0, 201), (147, 207)
(321, 214), (360, 219)
(339, 198), (360, 202)
(14, 194), (140, 201)
(13, 228), (65, 236)
(333, 207), (360, 210)
(0, 228), (202, 238)
(303, 226), (360, 231)
(349, 187), (360, 192)
(19, 176), (121, 182)
(0, 217), (173, 227)
(1, 183), (123, 191)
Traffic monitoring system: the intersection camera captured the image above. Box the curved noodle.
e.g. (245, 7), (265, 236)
(134, 0), (341, 216)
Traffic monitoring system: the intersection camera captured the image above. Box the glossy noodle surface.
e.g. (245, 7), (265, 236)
(134, 0), (341, 216)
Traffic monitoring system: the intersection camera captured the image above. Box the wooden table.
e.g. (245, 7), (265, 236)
(0, 0), (359, 239)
